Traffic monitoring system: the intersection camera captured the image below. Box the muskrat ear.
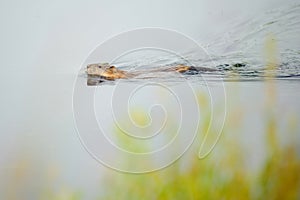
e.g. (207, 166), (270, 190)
(109, 66), (116, 69)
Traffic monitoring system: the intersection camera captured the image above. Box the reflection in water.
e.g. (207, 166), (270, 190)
(2, 3), (300, 200)
(82, 4), (300, 85)
(76, 4), (300, 199)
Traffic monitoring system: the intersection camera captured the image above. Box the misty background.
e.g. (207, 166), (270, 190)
(0, 0), (299, 199)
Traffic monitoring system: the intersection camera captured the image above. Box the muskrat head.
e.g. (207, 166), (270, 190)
(86, 63), (126, 80)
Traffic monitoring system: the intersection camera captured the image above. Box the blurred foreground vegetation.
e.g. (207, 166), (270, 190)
(101, 90), (300, 200)
(2, 85), (300, 200)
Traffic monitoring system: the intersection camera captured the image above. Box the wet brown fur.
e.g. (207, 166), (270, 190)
(86, 63), (213, 80)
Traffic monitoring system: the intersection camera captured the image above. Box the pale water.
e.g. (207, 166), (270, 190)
(1, 1), (300, 199)
(73, 3), (300, 173)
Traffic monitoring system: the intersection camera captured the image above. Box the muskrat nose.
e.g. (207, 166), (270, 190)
(87, 64), (96, 69)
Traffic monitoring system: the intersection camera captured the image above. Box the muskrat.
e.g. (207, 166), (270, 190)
(86, 63), (216, 81)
